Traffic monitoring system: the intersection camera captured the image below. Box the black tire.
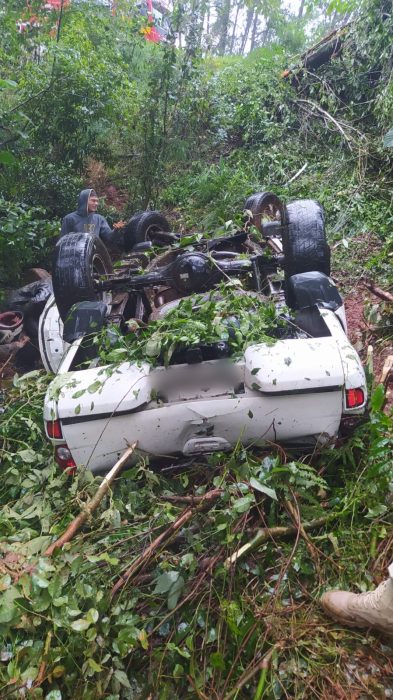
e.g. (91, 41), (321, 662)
(244, 191), (287, 234)
(123, 211), (171, 252)
(282, 200), (331, 288)
(53, 233), (113, 322)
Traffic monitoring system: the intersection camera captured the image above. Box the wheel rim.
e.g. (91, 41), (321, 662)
(246, 193), (287, 235)
(144, 223), (163, 242)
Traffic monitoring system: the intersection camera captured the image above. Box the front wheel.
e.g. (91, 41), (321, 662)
(53, 233), (113, 321)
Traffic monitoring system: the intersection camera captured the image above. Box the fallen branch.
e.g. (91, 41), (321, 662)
(224, 516), (331, 568)
(44, 443), (137, 557)
(363, 280), (393, 304)
(285, 499), (321, 574)
(111, 488), (222, 597)
(222, 642), (285, 700)
(380, 356), (393, 387)
(33, 631), (52, 689)
(161, 490), (223, 504)
(296, 98), (362, 149)
(284, 162), (308, 186)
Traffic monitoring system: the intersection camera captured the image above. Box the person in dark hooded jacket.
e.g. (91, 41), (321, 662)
(60, 189), (124, 251)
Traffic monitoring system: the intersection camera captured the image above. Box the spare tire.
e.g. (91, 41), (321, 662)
(282, 200), (331, 290)
(123, 211), (171, 251)
(53, 233), (113, 322)
(244, 191), (287, 235)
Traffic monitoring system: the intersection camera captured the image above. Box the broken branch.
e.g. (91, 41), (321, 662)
(161, 490), (223, 504)
(222, 642), (285, 700)
(380, 356), (393, 387)
(224, 516), (331, 568)
(363, 280), (393, 304)
(111, 488), (222, 597)
(44, 443), (137, 557)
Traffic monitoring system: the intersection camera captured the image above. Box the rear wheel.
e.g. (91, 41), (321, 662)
(123, 211), (171, 251)
(53, 233), (113, 322)
(244, 191), (287, 235)
(282, 200), (331, 305)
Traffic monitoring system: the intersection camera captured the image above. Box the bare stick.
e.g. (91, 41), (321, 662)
(111, 488), (222, 597)
(380, 356), (393, 387)
(161, 491), (223, 504)
(222, 642), (285, 700)
(363, 280), (393, 304)
(284, 162), (308, 186)
(224, 516), (330, 568)
(44, 443), (137, 557)
(296, 99), (356, 148)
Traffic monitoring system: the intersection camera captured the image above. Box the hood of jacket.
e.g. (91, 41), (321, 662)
(77, 189), (94, 217)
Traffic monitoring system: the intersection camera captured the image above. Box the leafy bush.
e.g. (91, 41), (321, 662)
(0, 197), (59, 287)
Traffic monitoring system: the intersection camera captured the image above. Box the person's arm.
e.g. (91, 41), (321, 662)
(98, 216), (124, 252)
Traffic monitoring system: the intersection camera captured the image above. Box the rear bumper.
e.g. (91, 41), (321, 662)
(49, 388), (344, 472)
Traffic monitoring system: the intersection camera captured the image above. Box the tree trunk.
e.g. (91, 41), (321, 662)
(298, 0), (305, 19)
(240, 6), (253, 54)
(229, 0), (240, 54)
(250, 10), (259, 52)
(216, 0), (232, 55)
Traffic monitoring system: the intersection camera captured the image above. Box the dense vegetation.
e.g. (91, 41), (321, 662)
(0, 0), (392, 698)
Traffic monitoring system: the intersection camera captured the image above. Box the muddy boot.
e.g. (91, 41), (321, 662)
(321, 578), (393, 635)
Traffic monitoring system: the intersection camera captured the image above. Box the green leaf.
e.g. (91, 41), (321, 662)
(154, 571), (180, 594)
(167, 575), (185, 610)
(71, 618), (91, 632)
(87, 380), (102, 394)
(138, 629), (148, 649)
(383, 128), (393, 148)
(86, 608), (99, 624)
(72, 389), (86, 399)
(18, 449), (37, 463)
(32, 573), (50, 588)
(371, 384), (385, 412)
(45, 691), (62, 700)
(145, 337), (161, 357)
(210, 651), (225, 671)
(74, 404), (81, 415)
(114, 669), (131, 688)
(249, 477), (278, 501)
(87, 658), (103, 673)
(0, 151), (17, 166)
(0, 78), (17, 88)
(232, 495), (255, 513)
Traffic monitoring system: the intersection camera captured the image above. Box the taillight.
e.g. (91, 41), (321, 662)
(55, 446), (77, 474)
(46, 419), (63, 439)
(345, 388), (365, 409)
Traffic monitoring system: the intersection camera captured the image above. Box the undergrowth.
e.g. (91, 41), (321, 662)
(0, 373), (392, 699)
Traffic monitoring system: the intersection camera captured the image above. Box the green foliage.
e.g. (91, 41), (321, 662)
(0, 372), (392, 698)
(98, 283), (284, 367)
(0, 197), (58, 285)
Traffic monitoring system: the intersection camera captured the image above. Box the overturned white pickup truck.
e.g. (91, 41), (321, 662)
(40, 195), (366, 473)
